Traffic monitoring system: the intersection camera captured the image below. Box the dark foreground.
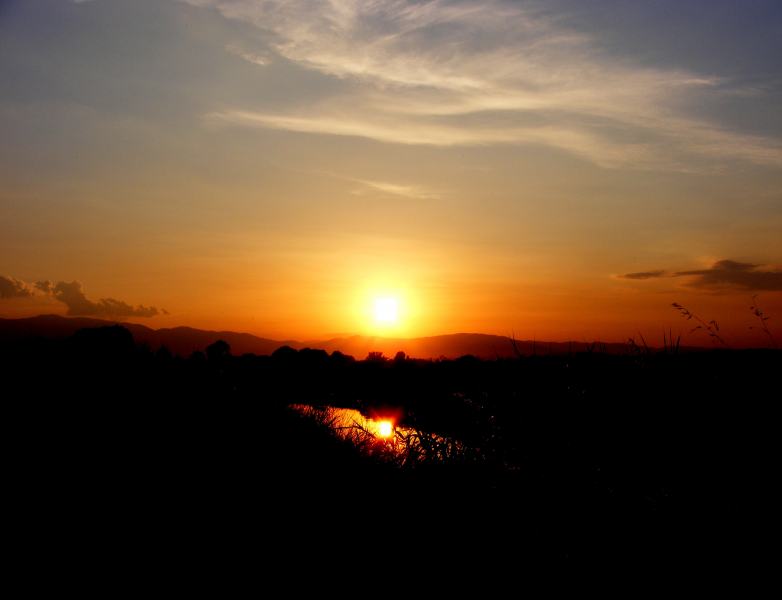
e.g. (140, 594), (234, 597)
(4, 325), (778, 568)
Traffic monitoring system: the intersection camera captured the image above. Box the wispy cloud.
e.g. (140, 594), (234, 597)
(617, 270), (666, 280)
(352, 178), (440, 199)
(225, 42), (269, 66)
(673, 260), (782, 291)
(618, 260), (782, 291)
(186, 0), (782, 170)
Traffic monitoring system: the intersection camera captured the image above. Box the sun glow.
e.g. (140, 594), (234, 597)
(375, 298), (397, 322)
(353, 283), (419, 336)
(379, 421), (393, 437)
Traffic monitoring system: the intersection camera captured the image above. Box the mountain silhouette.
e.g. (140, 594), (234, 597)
(0, 315), (304, 357)
(0, 314), (702, 359)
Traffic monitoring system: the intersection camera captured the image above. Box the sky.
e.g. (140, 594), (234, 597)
(1, 0), (781, 346)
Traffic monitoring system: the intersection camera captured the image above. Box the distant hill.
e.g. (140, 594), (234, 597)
(301, 334), (689, 359)
(0, 314), (703, 359)
(0, 315), (304, 357)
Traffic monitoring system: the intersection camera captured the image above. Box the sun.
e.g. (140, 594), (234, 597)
(378, 421), (393, 437)
(375, 298), (397, 322)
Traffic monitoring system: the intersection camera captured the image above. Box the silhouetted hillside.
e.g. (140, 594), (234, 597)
(0, 314), (705, 359)
(0, 314), (304, 357)
(305, 334), (643, 359)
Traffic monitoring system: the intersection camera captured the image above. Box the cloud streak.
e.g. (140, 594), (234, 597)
(673, 260), (782, 292)
(353, 178), (440, 200)
(617, 270), (666, 280)
(618, 260), (782, 291)
(187, 0), (782, 170)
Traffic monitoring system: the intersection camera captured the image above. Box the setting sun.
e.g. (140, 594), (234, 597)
(375, 299), (397, 323)
(379, 421), (393, 437)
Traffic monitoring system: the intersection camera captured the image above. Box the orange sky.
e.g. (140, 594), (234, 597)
(1, 1), (781, 348)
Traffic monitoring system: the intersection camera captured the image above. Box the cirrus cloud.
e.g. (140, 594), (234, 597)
(185, 0), (782, 170)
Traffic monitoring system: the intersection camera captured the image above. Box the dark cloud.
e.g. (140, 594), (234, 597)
(34, 280), (52, 294)
(52, 281), (160, 317)
(2, 276), (163, 317)
(673, 260), (782, 291)
(617, 270), (666, 280)
(0, 275), (35, 298)
(52, 281), (160, 318)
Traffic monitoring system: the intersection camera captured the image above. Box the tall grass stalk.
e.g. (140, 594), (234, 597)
(663, 327), (681, 354)
(672, 303), (731, 349)
(295, 405), (467, 467)
(750, 295), (777, 349)
(508, 331), (522, 360)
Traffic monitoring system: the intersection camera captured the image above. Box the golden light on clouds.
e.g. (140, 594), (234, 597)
(198, 0), (782, 170)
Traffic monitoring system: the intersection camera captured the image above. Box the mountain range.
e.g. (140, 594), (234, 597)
(0, 314), (699, 359)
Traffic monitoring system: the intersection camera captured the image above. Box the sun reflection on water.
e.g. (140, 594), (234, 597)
(292, 405), (399, 438)
(291, 404), (465, 464)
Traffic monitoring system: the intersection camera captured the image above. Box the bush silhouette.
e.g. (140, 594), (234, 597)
(366, 351), (387, 364)
(206, 340), (231, 362)
(156, 344), (173, 361)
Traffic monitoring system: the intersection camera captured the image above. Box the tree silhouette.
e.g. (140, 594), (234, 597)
(206, 340), (230, 362)
(366, 351), (387, 364)
(188, 350), (206, 363)
(156, 345), (173, 361)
